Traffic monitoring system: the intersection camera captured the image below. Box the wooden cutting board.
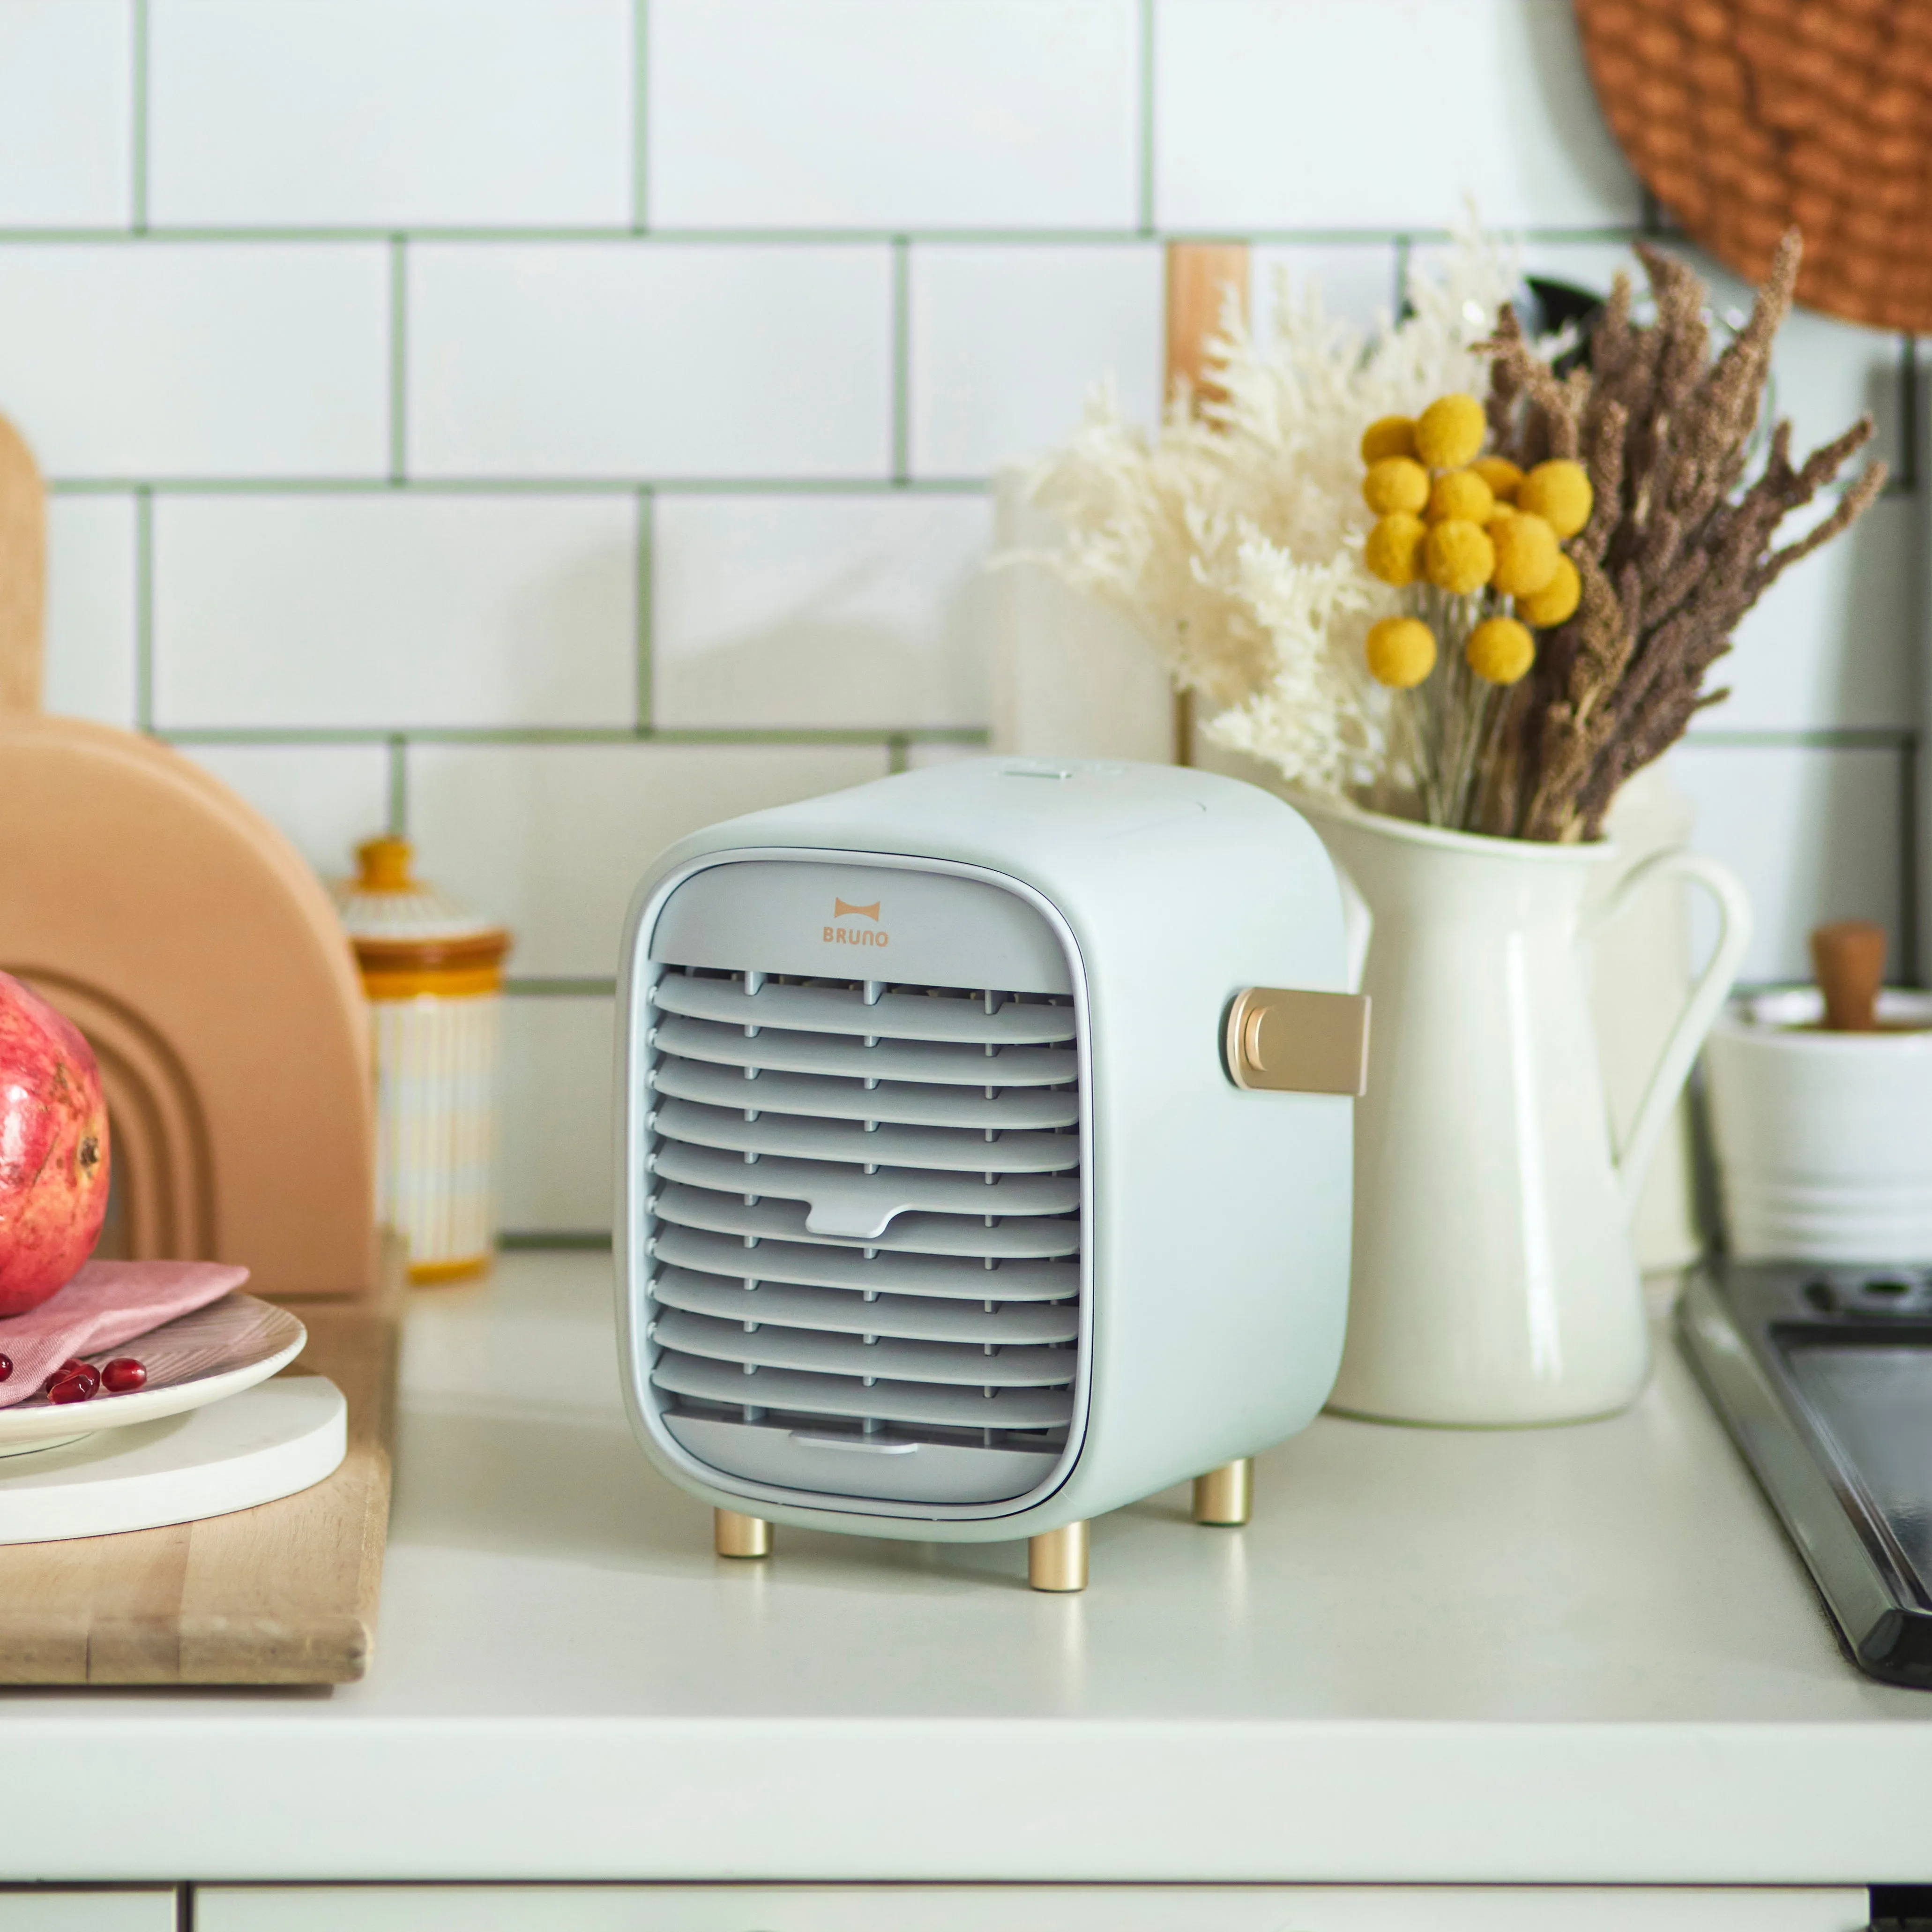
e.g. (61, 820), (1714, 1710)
(0, 1246), (403, 1686)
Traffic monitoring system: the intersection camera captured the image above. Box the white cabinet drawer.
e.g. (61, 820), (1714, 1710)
(197, 1885), (1872, 1932)
(0, 1895), (176, 1932)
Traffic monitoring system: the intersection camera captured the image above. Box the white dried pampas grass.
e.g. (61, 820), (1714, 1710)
(1024, 225), (1517, 801)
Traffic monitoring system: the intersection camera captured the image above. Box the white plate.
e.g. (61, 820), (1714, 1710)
(0, 1376), (346, 1543)
(0, 1293), (307, 1456)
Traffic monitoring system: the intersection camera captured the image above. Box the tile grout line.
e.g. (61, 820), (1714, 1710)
(388, 236), (408, 484)
(632, 0), (650, 232)
(891, 238), (911, 486)
(387, 735), (409, 838)
(1136, 0), (1156, 237)
(134, 487), (154, 731)
(46, 476), (990, 497)
(635, 486), (654, 730)
(1897, 335), (1919, 497)
(130, 0), (149, 233)
(0, 223), (1658, 247)
(156, 725), (994, 747)
(1901, 735), (1921, 987)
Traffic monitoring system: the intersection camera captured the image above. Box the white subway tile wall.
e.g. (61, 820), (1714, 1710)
(650, 494), (994, 729)
(43, 495), (137, 726)
(1154, 0), (1641, 230)
(908, 245), (1163, 478)
(0, 3), (131, 227)
(184, 743), (394, 881)
(647, 0), (1142, 231)
(7, 0), (1917, 1235)
(151, 494), (640, 730)
(1674, 746), (1904, 987)
(406, 741), (892, 978)
(0, 244), (389, 478)
(408, 244), (895, 479)
(149, 0), (633, 229)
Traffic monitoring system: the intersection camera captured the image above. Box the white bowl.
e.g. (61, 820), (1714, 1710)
(1706, 988), (1932, 1262)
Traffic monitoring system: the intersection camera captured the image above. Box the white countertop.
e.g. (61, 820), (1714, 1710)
(2, 1252), (1929, 1887)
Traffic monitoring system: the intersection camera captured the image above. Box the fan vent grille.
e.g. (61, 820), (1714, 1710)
(643, 963), (1083, 1502)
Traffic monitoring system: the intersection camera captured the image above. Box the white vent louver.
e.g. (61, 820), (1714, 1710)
(644, 963), (1083, 1506)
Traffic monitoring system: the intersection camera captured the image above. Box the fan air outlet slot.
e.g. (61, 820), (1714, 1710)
(642, 959), (1083, 1508)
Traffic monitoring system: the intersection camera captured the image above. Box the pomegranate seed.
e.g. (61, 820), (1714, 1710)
(101, 1358), (146, 1394)
(46, 1375), (93, 1405)
(0, 1354), (11, 1383)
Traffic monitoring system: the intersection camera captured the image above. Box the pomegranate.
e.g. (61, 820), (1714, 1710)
(0, 971), (109, 1316)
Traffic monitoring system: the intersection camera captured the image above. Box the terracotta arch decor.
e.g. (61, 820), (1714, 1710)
(1574, 0), (1932, 332)
(0, 416), (377, 1297)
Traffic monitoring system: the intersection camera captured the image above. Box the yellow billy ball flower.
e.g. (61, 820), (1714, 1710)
(1517, 459), (1594, 538)
(1466, 616), (1536, 686)
(1470, 455), (1522, 502)
(1365, 616), (1437, 689)
(1517, 552), (1581, 627)
(1359, 416), (1417, 464)
(1414, 392), (1487, 469)
(1364, 512), (1427, 587)
(1489, 510), (1560, 598)
(1362, 455), (1429, 517)
(1424, 517), (1494, 595)
(1426, 467), (1495, 524)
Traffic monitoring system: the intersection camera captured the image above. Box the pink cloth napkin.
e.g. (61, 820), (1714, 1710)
(0, 1260), (249, 1407)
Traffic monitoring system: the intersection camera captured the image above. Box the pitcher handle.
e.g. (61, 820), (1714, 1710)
(1586, 849), (1753, 1217)
(1335, 861), (1373, 996)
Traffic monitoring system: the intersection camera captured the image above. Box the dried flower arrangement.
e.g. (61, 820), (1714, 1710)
(1477, 232), (1885, 840)
(1028, 228), (1886, 842)
(1351, 392), (1593, 830)
(1027, 228), (1519, 801)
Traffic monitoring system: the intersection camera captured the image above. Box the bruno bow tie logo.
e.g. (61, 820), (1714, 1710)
(824, 898), (888, 949)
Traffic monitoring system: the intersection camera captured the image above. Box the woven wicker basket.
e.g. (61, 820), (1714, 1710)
(1574, 0), (1932, 332)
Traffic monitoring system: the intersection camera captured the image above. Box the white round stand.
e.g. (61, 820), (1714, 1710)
(0, 1375), (346, 1545)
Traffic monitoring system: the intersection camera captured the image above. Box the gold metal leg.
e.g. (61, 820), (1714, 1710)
(1027, 1520), (1089, 1592)
(714, 1508), (771, 1559)
(1192, 1458), (1253, 1526)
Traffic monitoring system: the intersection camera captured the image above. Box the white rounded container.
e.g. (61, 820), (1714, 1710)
(1705, 986), (1932, 1262)
(334, 838), (510, 1284)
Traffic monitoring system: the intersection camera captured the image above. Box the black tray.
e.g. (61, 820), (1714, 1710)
(1679, 1260), (1932, 1687)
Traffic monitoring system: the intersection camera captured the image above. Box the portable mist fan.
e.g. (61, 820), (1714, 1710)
(615, 758), (1366, 1591)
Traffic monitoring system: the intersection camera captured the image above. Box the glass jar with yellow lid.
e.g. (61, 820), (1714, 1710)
(334, 836), (510, 1283)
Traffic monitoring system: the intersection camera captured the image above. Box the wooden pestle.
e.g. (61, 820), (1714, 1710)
(1811, 920), (1886, 1031)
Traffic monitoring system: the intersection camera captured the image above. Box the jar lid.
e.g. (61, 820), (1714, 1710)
(333, 837), (510, 971)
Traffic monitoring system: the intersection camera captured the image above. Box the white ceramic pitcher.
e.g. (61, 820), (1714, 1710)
(1298, 796), (1751, 1427)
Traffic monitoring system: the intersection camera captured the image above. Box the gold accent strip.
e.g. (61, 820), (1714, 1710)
(353, 929), (512, 971)
(715, 1509), (771, 1559)
(1027, 1520), (1089, 1592)
(1193, 1458), (1253, 1526)
(1225, 987), (1371, 1097)
(408, 1254), (493, 1286)
(362, 966), (504, 1001)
